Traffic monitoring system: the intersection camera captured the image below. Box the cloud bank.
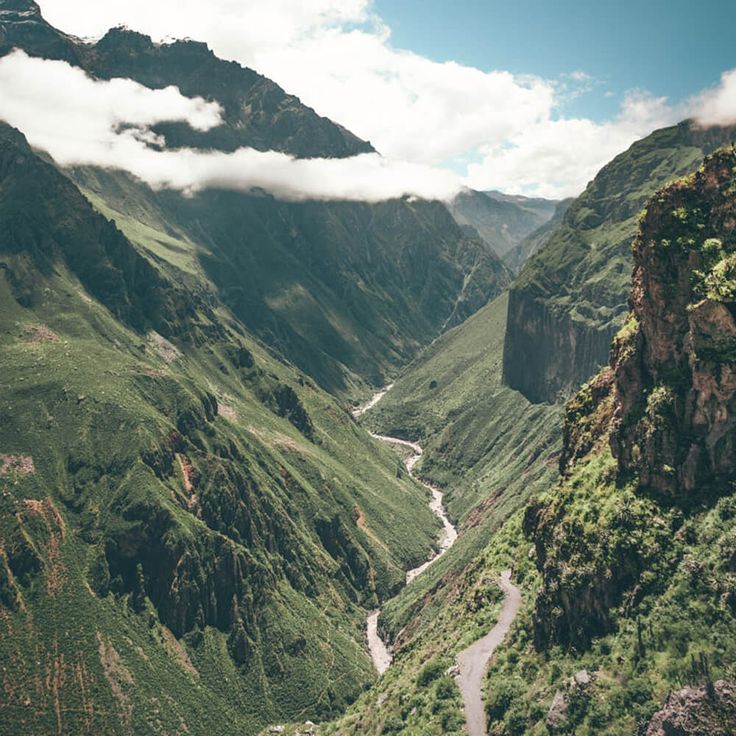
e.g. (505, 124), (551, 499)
(10, 0), (736, 201)
(0, 50), (463, 202)
(693, 69), (736, 128)
(35, 0), (688, 198)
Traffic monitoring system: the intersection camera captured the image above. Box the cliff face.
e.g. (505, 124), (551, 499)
(503, 292), (617, 403)
(612, 149), (736, 504)
(528, 147), (736, 651)
(504, 122), (736, 404)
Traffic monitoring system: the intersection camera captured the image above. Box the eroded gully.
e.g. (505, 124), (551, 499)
(353, 385), (521, 736)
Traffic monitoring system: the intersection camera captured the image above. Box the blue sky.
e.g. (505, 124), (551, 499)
(375, 0), (736, 120)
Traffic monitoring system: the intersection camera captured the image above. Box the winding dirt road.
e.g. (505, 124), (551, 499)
(354, 388), (521, 736)
(456, 570), (522, 736)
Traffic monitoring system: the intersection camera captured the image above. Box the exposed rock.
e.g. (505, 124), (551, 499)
(646, 680), (736, 735)
(446, 664), (460, 678)
(545, 689), (568, 730)
(528, 147), (736, 651)
(503, 121), (736, 405)
(611, 148), (736, 506)
(572, 669), (592, 688)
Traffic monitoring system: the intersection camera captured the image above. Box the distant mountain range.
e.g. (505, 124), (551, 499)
(2, 1), (736, 735)
(448, 188), (559, 268)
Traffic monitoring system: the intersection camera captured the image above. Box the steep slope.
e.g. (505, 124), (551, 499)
(486, 190), (559, 221)
(504, 197), (574, 273)
(449, 189), (557, 261)
(0, 0), (510, 396)
(319, 146), (736, 736)
(0, 1), (370, 159)
(0, 123), (442, 735)
(73, 169), (511, 396)
(504, 120), (736, 403)
(362, 293), (562, 526)
(490, 146), (736, 734)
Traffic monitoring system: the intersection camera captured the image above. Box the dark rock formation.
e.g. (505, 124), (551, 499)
(612, 148), (736, 505)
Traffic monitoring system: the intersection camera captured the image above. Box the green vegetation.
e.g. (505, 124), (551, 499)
(505, 120), (736, 403)
(0, 0), (510, 399)
(0, 123), (443, 735)
(363, 292), (562, 525)
(358, 291), (561, 652)
(449, 190), (558, 263)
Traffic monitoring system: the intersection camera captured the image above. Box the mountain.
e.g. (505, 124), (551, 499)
(448, 189), (558, 264)
(503, 120), (736, 404)
(0, 118), (454, 734)
(323, 146), (736, 736)
(361, 292), (561, 528)
(0, 0), (510, 397)
(504, 197), (574, 273)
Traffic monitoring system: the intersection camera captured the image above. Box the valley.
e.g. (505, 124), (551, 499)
(2, 2), (736, 736)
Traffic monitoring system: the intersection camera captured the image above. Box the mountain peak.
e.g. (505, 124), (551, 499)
(0, 0), (41, 12)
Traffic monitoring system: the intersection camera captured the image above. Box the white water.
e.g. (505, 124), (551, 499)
(351, 384), (394, 418)
(366, 610), (393, 675)
(356, 386), (458, 673)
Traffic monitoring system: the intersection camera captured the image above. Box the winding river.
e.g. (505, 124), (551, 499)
(353, 386), (521, 736)
(352, 387), (458, 673)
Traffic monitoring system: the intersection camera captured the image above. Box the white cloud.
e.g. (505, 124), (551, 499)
(466, 92), (679, 198)
(0, 49), (222, 155)
(692, 69), (736, 127)
(21, 2), (736, 198)
(0, 49), (462, 201)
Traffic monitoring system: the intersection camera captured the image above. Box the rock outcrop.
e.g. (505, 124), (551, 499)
(612, 147), (736, 505)
(527, 147), (736, 650)
(646, 680), (736, 736)
(504, 121), (736, 404)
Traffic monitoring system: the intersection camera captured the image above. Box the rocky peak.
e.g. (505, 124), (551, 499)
(611, 147), (736, 504)
(0, 0), (41, 16)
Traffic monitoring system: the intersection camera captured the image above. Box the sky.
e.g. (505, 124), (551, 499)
(374, 0), (736, 121)
(5, 0), (736, 200)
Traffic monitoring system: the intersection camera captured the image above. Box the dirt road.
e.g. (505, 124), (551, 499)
(456, 570), (522, 736)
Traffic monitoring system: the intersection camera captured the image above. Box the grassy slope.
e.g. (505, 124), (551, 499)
(513, 123), (731, 329)
(321, 158), (736, 736)
(363, 292), (562, 525)
(245, 293), (561, 735)
(0, 131), (441, 734)
(350, 292), (561, 657)
(73, 166), (510, 400)
(312, 444), (736, 736)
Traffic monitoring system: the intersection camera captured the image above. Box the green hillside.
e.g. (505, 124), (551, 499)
(449, 190), (557, 262)
(0, 0), (510, 397)
(504, 121), (736, 403)
(321, 147), (736, 736)
(0, 122), (441, 735)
